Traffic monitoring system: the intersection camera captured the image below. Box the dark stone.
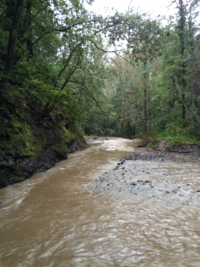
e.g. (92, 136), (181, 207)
(166, 191), (170, 193)
(128, 182), (136, 186)
(0, 146), (76, 189)
(54, 150), (68, 161)
(124, 151), (175, 162)
(0, 161), (15, 170)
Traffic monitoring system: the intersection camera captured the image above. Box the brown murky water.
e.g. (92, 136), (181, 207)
(0, 138), (200, 267)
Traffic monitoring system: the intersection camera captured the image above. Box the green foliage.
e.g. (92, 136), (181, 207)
(0, 117), (45, 156)
(157, 133), (200, 150)
(147, 142), (157, 149)
(1, 0), (200, 154)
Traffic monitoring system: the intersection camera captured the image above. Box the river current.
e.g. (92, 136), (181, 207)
(0, 138), (200, 267)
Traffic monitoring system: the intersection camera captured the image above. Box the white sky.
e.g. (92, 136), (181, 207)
(86, 0), (175, 19)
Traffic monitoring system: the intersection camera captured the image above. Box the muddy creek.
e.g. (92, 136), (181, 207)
(0, 138), (200, 267)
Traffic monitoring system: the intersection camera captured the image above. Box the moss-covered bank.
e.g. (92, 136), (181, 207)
(0, 116), (87, 189)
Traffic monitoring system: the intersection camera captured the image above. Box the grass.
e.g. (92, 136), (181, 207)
(147, 142), (157, 149)
(157, 133), (200, 150)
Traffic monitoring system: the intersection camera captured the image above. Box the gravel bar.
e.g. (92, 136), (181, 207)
(88, 151), (200, 205)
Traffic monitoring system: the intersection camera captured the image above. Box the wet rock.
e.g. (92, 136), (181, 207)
(88, 148), (200, 206)
(124, 151), (175, 162)
(54, 150), (68, 161)
(0, 162), (15, 170)
(0, 147), (76, 189)
(127, 182), (136, 186)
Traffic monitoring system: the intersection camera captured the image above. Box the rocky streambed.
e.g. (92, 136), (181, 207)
(88, 150), (200, 205)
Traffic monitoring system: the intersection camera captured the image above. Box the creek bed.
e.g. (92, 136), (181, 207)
(89, 150), (200, 206)
(0, 138), (200, 267)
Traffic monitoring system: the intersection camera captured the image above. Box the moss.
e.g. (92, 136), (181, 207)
(0, 118), (45, 157)
(62, 127), (77, 141)
(74, 135), (88, 148)
(0, 113), (87, 189)
(54, 127), (76, 151)
(0, 115), (86, 163)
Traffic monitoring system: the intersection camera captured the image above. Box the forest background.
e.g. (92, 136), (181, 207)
(1, 0), (200, 161)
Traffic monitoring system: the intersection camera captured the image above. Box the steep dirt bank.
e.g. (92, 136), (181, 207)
(0, 117), (87, 189)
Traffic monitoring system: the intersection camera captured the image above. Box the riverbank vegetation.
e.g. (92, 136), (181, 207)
(83, 0), (200, 151)
(0, 0), (200, 184)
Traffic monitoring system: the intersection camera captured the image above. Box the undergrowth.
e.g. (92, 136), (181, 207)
(142, 127), (200, 150)
(157, 133), (200, 150)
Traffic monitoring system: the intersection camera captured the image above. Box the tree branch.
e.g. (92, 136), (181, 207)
(60, 58), (80, 91)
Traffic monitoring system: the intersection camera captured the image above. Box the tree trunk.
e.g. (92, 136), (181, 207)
(26, 1), (33, 60)
(5, 0), (24, 75)
(143, 62), (148, 132)
(179, 0), (186, 122)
